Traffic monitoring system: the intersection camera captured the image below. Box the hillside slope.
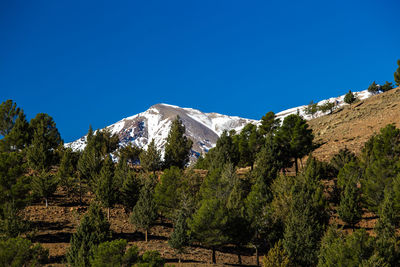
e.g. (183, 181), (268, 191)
(309, 87), (400, 161)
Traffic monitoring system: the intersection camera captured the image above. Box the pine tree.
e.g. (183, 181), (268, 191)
(381, 81), (393, 92)
(318, 101), (336, 115)
(338, 178), (362, 227)
(130, 178), (158, 242)
(304, 100), (318, 118)
(274, 114), (314, 174)
(263, 240), (291, 267)
(57, 148), (78, 197)
(0, 100), (20, 137)
(164, 116), (193, 169)
(367, 81), (380, 94)
(117, 143), (142, 165)
(394, 59), (400, 86)
(90, 239), (139, 267)
(330, 148), (356, 174)
(67, 203), (111, 266)
(259, 111), (280, 136)
(139, 139), (161, 175)
(344, 90), (356, 105)
(31, 171), (58, 208)
(0, 237), (48, 266)
(96, 156), (117, 220)
(169, 208), (189, 262)
(154, 166), (183, 220)
(119, 172), (140, 213)
(0, 110), (30, 152)
(238, 123), (260, 169)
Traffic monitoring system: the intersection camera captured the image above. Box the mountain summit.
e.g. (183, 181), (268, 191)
(66, 103), (257, 157)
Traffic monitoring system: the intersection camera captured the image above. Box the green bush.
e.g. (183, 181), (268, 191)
(0, 237), (48, 266)
(90, 239), (139, 267)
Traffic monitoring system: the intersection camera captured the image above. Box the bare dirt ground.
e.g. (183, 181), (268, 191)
(308, 87), (400, 161)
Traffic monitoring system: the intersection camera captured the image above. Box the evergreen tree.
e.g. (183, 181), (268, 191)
(318, 101), (336, 114)
(154, 166), (183, 220)
(0, 99), (20, 137)
(338, 177), (362, 227)
(119, 172), (140, 213)
(381, 81), (394, 92)
(29, 113), (62, 150)
(31, 171), (58, 208)
(361, 124), (400, 211)
(344, 90), (356, 105)
(275, 114), (314, 174)
(96, 156), (117, 220)
(139, 139), (161, 175)
(67, 203), (111, 267)
(57, 148), (78, 197)
(90, 239), (139, 267)
(367, 81), (380, 94)
(0, 110), (30, 152)
(394, 59), (400, 86)
(262, 240), (291, 267)
(169, 208), (189, 262)
(0, 237), (48, 266)
(117, 143), (142, 165)
(304, 100), (318, 118)
(164, 116), (193, 169)
(259, 111), (280, 136)
(330, 148), (356, 174)
(238, 123), (261, 169)
(130, 178), (158, 242)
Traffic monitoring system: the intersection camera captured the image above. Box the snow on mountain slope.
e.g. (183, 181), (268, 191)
(66, 103), (257, 158)
(66, 89), (376, 159)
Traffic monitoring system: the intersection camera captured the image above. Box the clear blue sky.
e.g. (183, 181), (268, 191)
(1, 0), (399, 142)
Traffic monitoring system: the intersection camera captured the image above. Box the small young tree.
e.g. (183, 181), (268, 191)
(338, 178), (362, 227)
(96, 156), (117, 220)
(318, 101), (336, 114)
(394, 59), (400, 86)
(0, 237), (48, 266)
(130, 178), (158, 242)
(381, 81), (394, 92)
(169, 208), (189, 262)
(119, 172), (140, 213)
(139, 139), (161, 175)
(31, 172), (58, 208)
(67, 203), (111, 266)
(344, 90), (356, 105)
(57, 148), (78, 197)
(367, 81), (380, 94)
(304, 100), (318, 118)
(90, 239), (139, 267)
(263, 240), (291, 267)
(164, 116), (193, 169)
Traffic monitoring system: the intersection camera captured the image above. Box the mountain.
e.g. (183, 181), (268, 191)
(66, 89), (376, 159)
(66, 103), (257, 158)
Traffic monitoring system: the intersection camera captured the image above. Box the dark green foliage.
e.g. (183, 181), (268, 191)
(318, 101), (336, 114)
(169, 207), (189, 255)
(139, 139), (161, 175)
(373, 190), (400, 266)
(368, 81), (380, 94)
(96, 156), (117, 220)
(0, 110), (30, 152)
(164, 116), (193, 169)
(0, 202), (29, 238)
(318, 227), (374, 267)
(139, 250), (165, 267)
(259, 111), (280, 136)
(130, 178), (158, 242)
(344, 90), (356, 105)
(0, 99), (20, 137)
(394, 59), (400, 86)
(154, 166), (183, 219)
(237, 123), (262, 168)
(275, 114), (314, 174)
(31, 171), (58, 208)
(338, 177), (362, 227)
(361, 124), (400, 211)
(304, 156), (334, 181)
(197, 130), (239, 170)
(58, 148), (78, 197)
(67, 203), (111, 267)
(304, 100), (318, 118)
(119, 172), (140, 213)
(381, 81), (394, 92)
(0, 237), (48, 266)
(90, 239), (139, 267)
(117, 143), (143, 165)
(27, 113), (62, 171)
(283, 173), (328, 266)
(330, 148), (356, 174)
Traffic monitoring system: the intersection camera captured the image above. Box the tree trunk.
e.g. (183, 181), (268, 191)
(256, 246), (259, 266)
(107, 207), (110, 221)
(300, 157), (303, 169)
(45, 198), (48, 208)
(212, 247), (216, 264)
(237, 251), (242, 265)
(294, 157), (298, 174)
(145, 229), (148, 242)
